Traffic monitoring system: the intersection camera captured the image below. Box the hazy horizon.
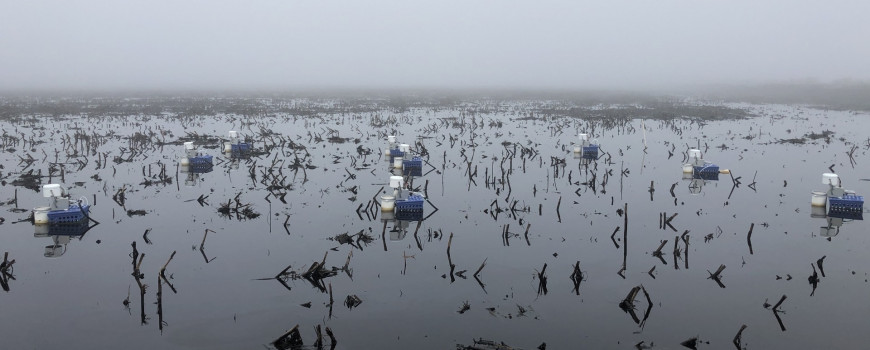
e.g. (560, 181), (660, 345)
(2, 1), (868, 91)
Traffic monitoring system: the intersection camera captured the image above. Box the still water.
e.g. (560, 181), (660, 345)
(0, 98), (868, 349)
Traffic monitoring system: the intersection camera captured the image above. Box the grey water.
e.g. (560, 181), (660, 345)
(0, 97), (869, 349)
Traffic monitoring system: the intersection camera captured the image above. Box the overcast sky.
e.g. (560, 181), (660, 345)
(1, 1), (868, 91)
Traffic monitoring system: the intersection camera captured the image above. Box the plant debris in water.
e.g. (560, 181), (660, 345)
(0, 95), (868, 349)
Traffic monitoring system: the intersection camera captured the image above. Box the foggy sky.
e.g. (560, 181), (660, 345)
(1, 1), (868, 91)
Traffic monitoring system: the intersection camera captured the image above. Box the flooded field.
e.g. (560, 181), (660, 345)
(0, 96), (869, 349)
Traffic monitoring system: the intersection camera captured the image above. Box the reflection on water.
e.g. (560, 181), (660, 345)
(0, 98), (869, 349)
(812, 206), (863, 238)
(34, 223), (92, 258)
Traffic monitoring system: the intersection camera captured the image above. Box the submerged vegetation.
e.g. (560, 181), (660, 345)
(0, 94), (868, 349)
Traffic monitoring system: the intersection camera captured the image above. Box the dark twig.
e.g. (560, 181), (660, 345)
(536, 263), (548, 296)
(817, 256), (826, 277)
(747, 223), (754, 255)
(473, 258), (487, 278)
(733, 325), (747, 350)
(610, 226), (621, 249)
(707, 264), (726, 288)
(772, 294), (787, 312)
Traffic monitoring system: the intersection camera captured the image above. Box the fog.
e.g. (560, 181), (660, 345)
(1, 1), (868, 91)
